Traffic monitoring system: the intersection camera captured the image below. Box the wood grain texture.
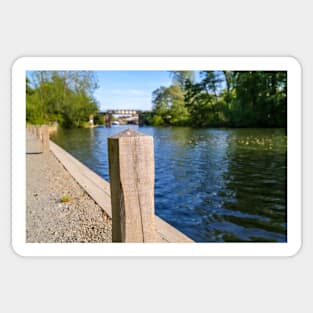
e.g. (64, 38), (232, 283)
(108, 129), (157, 242)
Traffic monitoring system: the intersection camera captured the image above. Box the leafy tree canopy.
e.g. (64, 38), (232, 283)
(148, 70), (287, 128)
(26, 71), (99, 128)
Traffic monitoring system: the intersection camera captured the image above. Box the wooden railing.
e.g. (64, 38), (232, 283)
(27, 124), (49, 152)
(28, 125), (193, 243)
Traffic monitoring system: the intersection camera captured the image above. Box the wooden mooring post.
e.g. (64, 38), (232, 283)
(41, 125), (49, 153)
(35, 125), (41, 139)
(28, 125), (49, 153)
(31, 125), (36, 136)
(108, 129), (157, 242)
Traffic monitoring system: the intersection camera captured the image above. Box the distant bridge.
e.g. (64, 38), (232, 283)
(96, 109), (145, 127)
(99, 109), (142, 115)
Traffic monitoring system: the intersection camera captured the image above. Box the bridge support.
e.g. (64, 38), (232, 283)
(138, 112), (144, 126)
(105, 113), (112, 127)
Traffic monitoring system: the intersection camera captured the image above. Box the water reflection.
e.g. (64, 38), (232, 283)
(219, 129), (287, 242)
(51, 126), (287, 242)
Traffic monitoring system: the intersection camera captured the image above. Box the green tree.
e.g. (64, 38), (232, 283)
(184, 80), (227, 127)
(26, 71), (99, 128)
(26, 76), (45, 124)
(151, 84), (189, 126)
(232, 71), (287, 127)
(169, 71), (194, 91)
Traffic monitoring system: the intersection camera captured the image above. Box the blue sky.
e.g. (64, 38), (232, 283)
(26, 70), (202, 111)
(94, 71), (201, 111)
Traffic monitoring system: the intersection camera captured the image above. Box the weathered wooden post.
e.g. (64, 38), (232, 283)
(31, 125), (35, 136)
(41, 125), (49, 153)
(35, 125), (41, 139)
(108, 129), (157, 242)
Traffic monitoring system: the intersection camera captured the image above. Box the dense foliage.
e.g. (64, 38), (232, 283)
(26, 71), (99, 128)
(148, 71), (287, 128)
(26, 70), (287, 129)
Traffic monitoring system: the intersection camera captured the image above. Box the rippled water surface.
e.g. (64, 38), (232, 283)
(51, 126), (287, 242)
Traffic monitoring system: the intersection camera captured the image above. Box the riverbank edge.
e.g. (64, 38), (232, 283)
(49, 140), (194, 243)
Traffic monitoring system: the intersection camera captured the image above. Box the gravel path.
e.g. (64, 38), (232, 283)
(26, 133), (112, 243)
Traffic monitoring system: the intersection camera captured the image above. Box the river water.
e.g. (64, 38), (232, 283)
(51, 126), (287, 242)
